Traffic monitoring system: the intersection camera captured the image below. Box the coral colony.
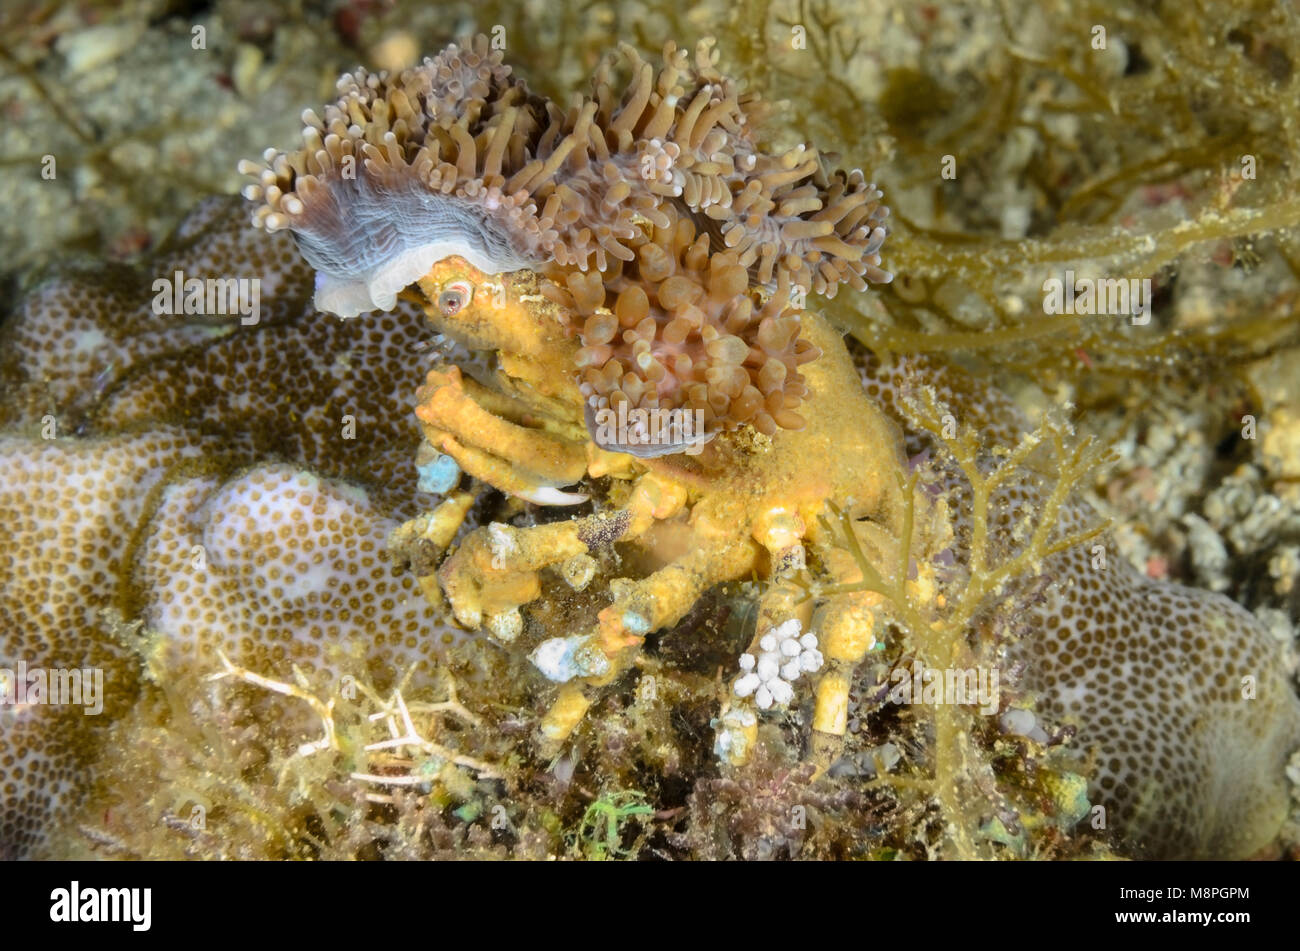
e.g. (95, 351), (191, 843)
(149, 269), (262, 326)
(1, 23), (1298, 864)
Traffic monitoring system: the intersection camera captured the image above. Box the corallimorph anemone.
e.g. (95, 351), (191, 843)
(544, 207), (822, 439)
(238, 36), (558, 317)
(239, 34), (891, 435)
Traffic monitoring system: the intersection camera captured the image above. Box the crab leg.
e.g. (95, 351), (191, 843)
(436, 471), (688, 628)
(804, 540), (891, 773)
(387, 489), (478, 609)
(533, 535), (758, 752)
(416, 364), (589, 494)
(596, 537), (757, 651)
(714, 509), (815, 765)
(421, 429), (590, 505)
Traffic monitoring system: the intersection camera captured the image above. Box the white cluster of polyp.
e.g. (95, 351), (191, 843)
(733, 619), (824, 710)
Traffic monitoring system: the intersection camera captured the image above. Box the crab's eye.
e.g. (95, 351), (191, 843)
(438, 281), (472, 316)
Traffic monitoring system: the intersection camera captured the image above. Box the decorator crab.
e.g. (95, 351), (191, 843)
(241, 34), (910, 766)
(394, 255), (909, 765)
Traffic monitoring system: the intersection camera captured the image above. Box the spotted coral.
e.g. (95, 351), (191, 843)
(0, 428), (208, 858)
(858, 353), (1300, 858)
(136, 464), (463, 691)
(1, 195), (454, 519)
(0, 198), (470, 857)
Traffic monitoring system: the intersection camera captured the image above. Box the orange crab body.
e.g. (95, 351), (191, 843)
(395, 257), (909, 764)
(242, 34), (904, 767)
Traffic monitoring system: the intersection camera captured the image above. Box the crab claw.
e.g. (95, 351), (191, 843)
(415, 364), (591, 505)
(516, 484), (590, 506)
